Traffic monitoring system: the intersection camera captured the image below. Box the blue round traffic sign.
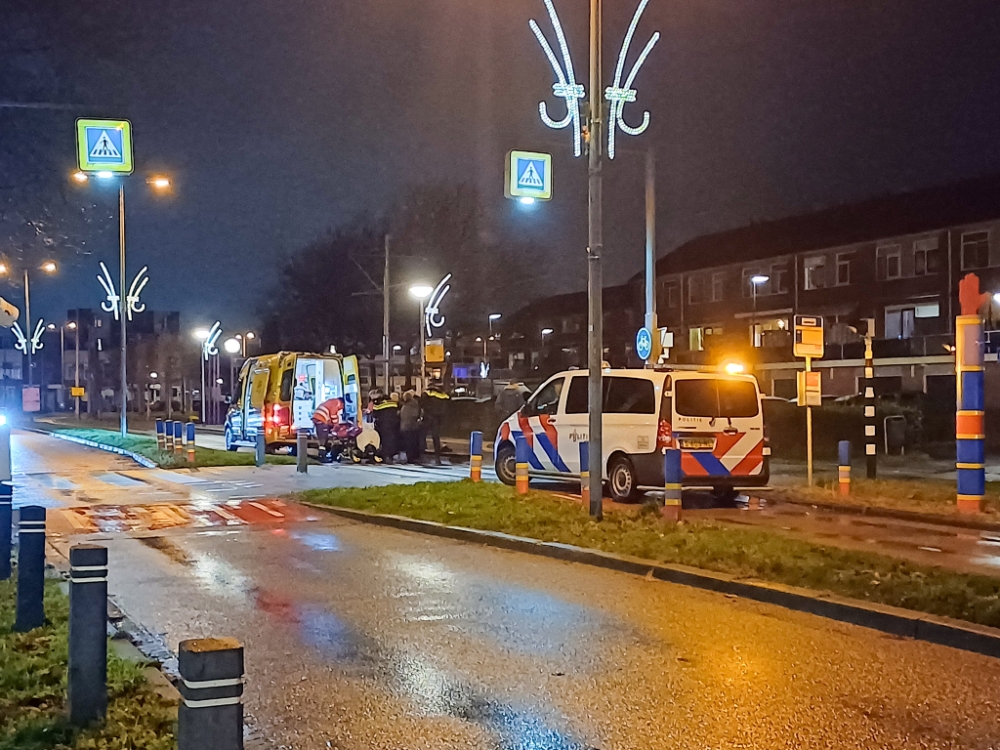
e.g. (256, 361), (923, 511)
(636, 327), (653, 361)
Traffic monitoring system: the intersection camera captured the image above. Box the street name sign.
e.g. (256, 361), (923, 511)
(505, 150), (553, 201)
(76, 119), (134, 174)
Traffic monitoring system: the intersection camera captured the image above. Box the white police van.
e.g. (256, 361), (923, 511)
(494, 368), (769, 501)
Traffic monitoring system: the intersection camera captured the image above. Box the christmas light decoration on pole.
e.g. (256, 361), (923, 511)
(424, 274), (452, 337)
(530, 0), (659, 160)
(12, 320), (45, 356)
(97, 261), (149, 321)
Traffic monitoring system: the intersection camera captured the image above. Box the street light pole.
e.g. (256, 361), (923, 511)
(587, 0), (604, 520)
(644, 148), (657, 364)
(23, 269), (31, 386)
(74, 313), (80, 419)
(419, 298), (426, 394)
(383, 234), (391, 392)
(119, 183), (128, 438)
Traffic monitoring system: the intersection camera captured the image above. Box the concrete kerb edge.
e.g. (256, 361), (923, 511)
(22, 425), (157, 469)
(301, 501), (1000, 660)
(765, 493), (1000, 533)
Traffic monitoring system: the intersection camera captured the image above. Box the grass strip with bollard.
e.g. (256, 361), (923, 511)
(299, 480), (1000, 630)
(0, 577), (175, 750)
(40, 427), (296, 470)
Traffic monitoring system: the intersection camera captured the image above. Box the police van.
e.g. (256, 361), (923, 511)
(494, 368), (768, 501)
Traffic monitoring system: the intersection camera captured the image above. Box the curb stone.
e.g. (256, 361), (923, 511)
(302, 501), (1000, 660)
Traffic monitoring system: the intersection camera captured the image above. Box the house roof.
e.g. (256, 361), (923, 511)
(654, 173), (1000, 276)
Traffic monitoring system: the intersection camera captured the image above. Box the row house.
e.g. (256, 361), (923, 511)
(653, 173), (1000, 400)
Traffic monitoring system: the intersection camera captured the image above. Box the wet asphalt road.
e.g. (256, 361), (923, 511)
(54, 516), (998, 749)
(20, 430), (1000, 748)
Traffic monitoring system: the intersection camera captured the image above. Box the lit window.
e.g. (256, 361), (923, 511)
(803, 256), (826, 290)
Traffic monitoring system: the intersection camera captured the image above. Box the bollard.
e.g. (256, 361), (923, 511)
(0, 482), (11, 581)
(296, 430), (308, 474)
(838, 440), (851, 496)
(155, 418), (166, 451)
(14, 505), (46, 632)
(255, 428), (266, 468)
(0, 422), (10, 580)
(515, 434), (529, 495)
(662, 449), (682, 522)
(579, 441), (590, 507)
(165, 420), (175, 453)
(174, 421), (184, 455)
(186, 422), (196, 464)
(469, 431), (483, 483)
(68, 545), (108, 725)
(178, 637), (245, 750)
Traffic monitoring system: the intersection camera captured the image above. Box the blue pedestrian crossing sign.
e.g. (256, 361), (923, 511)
(635, 327), (653, 361)
(76, 119), (134, 174)
(505, 150), (553, 201)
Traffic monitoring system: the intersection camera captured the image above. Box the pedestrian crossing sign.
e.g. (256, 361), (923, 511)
(76, 118), (134, 174)
(505, 150), (553, 201)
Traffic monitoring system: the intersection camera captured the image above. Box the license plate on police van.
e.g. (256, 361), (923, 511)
(678, 437), (716, 451)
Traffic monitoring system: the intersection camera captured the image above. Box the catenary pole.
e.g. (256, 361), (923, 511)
(587, 0), (604, 519)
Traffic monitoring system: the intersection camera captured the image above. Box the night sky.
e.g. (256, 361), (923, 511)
(14, 0), (1000, 331)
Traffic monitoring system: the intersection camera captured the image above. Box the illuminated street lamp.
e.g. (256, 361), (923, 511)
(72, 169), (172, 437)
(410, 284), (433, 392)
(750, 274), (770, 348)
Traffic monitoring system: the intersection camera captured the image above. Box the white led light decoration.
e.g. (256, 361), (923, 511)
(98, 261), (150, 321)
(202, 321), (222, 361)
(424, 274), (452, 337)
(530, 0), (584, 157)
(605, 0), (660, 160)
(13, 320), (45, 355)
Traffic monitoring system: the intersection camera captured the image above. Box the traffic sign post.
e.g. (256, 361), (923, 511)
(75, 119), (133, 174)
(505, 150), (553, 202)
(635, 327), (653, 363)
(794, 316), (824, 487)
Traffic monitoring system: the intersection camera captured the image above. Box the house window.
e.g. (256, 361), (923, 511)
(803, 256), (826, 290)
(876, 245), (901, 280)
(961, 231), (990, 270)
(770, 264), (789, 294)
(914, 302), (940, 318)
(689, 327), (704, 351)
(667, 283), (679, 308)
(711, 272), (725, 302)
(836, 253), (851, 286)
(913, 237), (941, 276)
(884, 307), (915, 340)
(687, 275), (705, 305)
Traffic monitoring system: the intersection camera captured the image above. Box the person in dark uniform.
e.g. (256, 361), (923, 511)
(419, 380), (450, 465)
(371, 390), (400, 464)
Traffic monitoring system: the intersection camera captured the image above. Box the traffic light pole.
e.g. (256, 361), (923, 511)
(587, 0), (604, 520)
(119, 184), (128, 438)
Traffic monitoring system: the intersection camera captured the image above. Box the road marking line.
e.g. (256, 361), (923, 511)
(249, 501), (283, 518)
(918, 546), (942, 553)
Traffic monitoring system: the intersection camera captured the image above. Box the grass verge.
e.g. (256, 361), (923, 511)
(38, 427), (295, 469)
(0, 578), (175, 750)
(301, 481), (1000, 629)
(764, 478), (1000, 519)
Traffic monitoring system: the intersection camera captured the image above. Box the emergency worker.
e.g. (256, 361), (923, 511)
(420, 380), (450, 465)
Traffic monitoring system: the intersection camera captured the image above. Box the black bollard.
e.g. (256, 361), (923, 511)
(296, 430), (308, 474)
(14, 505), (46, 632)
(0, 482), (11, 581)
(178, 637), (245, 750)
(68, 545), (108, 725)
(255, 428), (265, 468)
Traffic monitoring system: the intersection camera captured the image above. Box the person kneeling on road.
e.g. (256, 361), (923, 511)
(371, 390), (401, 464)
(312, 396), (345, 462)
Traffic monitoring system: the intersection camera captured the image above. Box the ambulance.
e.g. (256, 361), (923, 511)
(224, 352), (361, 453)
(494, 368), (769, 501)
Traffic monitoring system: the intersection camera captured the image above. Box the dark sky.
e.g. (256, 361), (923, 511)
(24, 0), (1000, 331)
